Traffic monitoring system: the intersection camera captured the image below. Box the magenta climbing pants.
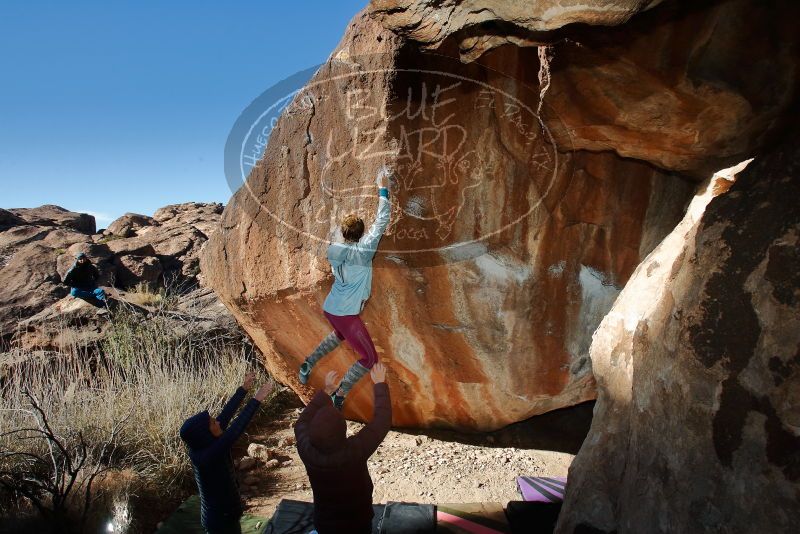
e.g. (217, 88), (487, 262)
(323, 311), (379, 369)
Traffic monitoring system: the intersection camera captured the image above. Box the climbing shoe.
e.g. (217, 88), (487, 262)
(298, 361), (312, 385)
(332, 393), (346, 411)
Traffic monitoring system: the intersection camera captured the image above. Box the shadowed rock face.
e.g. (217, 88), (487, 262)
(371, 0), (667, 54)
(557, 142), (800, 533)
(374, 0), (800, 176)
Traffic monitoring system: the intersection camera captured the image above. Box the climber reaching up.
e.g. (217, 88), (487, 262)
(298, 165), (393, 410)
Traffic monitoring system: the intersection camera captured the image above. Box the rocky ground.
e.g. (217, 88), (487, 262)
(219, 390), (588, 523)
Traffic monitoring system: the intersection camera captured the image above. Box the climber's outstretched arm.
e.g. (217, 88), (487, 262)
(358, 167), (392, 256)
(350, 363), (392, 458)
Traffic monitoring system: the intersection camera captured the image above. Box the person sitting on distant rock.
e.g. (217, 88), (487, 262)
(63, 252), (107, 305)
(295, 364), (391, 534)
(180, 373), (273, 534)
(298, 165), (393, 410)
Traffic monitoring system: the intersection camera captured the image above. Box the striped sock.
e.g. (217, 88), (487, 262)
(337, 361), (370, 396)
(304, 331), (342, 369)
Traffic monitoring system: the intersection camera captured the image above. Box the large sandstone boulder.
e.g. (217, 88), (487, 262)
(557, 140), (800, 532)
(202, 1), (798, 431)
(201, 9), (700, 430)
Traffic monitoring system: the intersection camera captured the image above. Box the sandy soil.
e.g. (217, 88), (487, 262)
(232, 389), (590, 520)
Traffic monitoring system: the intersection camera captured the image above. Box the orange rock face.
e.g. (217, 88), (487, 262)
(201, 11), (696, 430)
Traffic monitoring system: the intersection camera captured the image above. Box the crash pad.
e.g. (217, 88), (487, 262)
(156, 495), (268, 534)
(515, 476), (567, 503)
(437, 502), (511, 533)
(380, 501), (436, 533)
(263, 499), (434, 533)
(505, 501), (562, 534)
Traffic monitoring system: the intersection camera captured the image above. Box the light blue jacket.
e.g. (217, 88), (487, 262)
(323, 189), (390, 316)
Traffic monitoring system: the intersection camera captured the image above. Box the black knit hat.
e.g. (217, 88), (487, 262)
(309, 404), (347, 452)
(180, 411), (215, 450)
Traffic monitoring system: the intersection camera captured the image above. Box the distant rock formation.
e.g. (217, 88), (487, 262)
(105, 213), (156, 238)
(6, 204), (97, 234)
(0, 202), (226, 351)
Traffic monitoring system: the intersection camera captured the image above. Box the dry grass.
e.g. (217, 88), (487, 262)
(124, 282), (167, 307)
(0, 301), (274, 528)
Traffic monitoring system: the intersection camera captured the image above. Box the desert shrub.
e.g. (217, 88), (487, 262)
(0, 301), (274, 530)
(0, 387), (125, 532)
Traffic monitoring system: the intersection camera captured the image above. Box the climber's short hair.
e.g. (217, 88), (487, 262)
(341, 213), (365, 242)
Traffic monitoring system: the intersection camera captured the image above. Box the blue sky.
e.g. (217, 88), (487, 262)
(0, 1), (366, 228)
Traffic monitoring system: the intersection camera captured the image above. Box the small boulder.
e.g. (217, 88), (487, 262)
(238, 457), (258, 472)
(264, 459), (280, 469)
(16, 296), (111, 351)
(104, 237), (156, 257)
(113, 255), (163, 288)
(278, 436), (296, 448)
(42, 228), (92, 249)
(242, 474), (259, 486)
(247, 443), (275, 461)
(146, 226), (205, 262)
(105, 213), (157, 238)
